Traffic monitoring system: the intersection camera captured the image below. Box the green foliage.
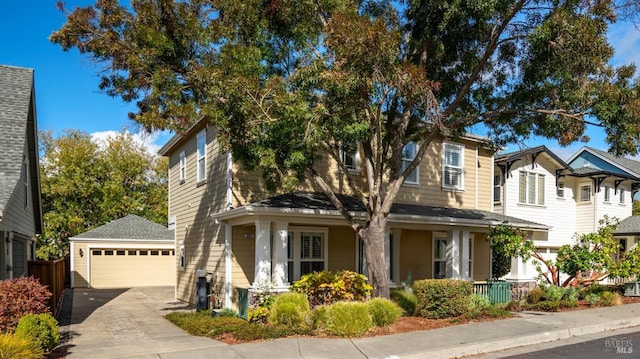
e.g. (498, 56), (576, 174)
(543, 285), (565, 302)
(0, 333), (43, 359)
(527, 288), (545, 304)
(366, 298), (403, 327)
(390, 288), (417, 316)
(247, 306), (270, 324)
(600, 291), (622, 306)
(413, 279), (473, 319)
(487, 223), (534, 262)
(38, 130), (168, 260)
(165, 311), (217, 337)
(0, 277), (51, 333)
(14, 314), (59, 352)
(291, 270), (372, 307)
(325, 302), (373, 337)
(215, 309), (238, 317)
(267, 292), (310, 328)
(585, 293), (601, 305)
(308, 305), (330, 330)
(467, 294), (492, 318)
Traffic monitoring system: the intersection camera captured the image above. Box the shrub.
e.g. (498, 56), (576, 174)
(247, 306), (270, 324)
(267, 292), (309, 328)
(413, 279), (473, 319)
(563, 287), (580, 303)
(291, 270), (372, 307)
(467, 294), (491, 318)
(367, 298), (403, 327)
(585, 293), (600, 305)
(527, 300), (561, 312)
(390, 288), (416, 315)
(505, 300), (524, 312)
(14, 313), (59, 352)
(309, 305), (330, 330)
(0, 277), (51, 333)
(326, 302), (373, 337)
(600, 291), (622, 306)
(0, 333), (42, 359)
(526, 287), (545, 304)
(166, 311), (217, 336)
(543, 285), (564, 302)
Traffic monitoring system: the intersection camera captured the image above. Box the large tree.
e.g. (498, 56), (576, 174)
(51, 0), (639, 297)
(38, 130), (168, 260)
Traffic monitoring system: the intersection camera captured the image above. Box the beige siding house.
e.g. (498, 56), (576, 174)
(160, 119), (547, 307)
(0, 65), (43, 280)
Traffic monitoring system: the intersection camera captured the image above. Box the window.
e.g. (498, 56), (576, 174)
(151, 250), (159, 256)
(519, 172), (545, 205)
(493, 174), (502, 203)
(443, 142), (464, 190)
(92, 250), (102, 256)
(557, 182), (565, 198)
(468, 236), (474, 279)
(340, 143), (359, 172)
(179, 151), (186, 182)
(580, 185), (591, 202)
(604, 186), (611, 202)
(433, 236), (447, 279)
(286, 228), (327, 281)
(140, 250), (148, 255)
(620, 188), (626, 204)
(401, 142), (418, 184)
(105, 250), (114, 256)
(196, 129), (206, 182)
(357, 237), (367, 276)
(116, 250), (125, 256)
(128, 250), (137, 255)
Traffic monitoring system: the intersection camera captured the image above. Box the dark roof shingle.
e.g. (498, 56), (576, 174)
(71, 214), (174, 240)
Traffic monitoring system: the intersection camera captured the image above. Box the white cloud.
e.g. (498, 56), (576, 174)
(90, 130), (167, 157)
(608, 21), (640, 70)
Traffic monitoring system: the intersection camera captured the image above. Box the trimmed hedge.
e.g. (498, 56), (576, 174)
(267, 292), (309, 328)
(367, 298), (403, 327)
(14, 313), (59, 352)
(325, 301), (373, 337)
(413, 279), (473, 319)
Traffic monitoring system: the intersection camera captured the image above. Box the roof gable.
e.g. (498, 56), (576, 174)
(0, 65), (43, 232)
(70, 214), (174, 240)
(568, 147), (640, 178)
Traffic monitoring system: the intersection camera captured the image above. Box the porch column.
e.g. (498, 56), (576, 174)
(272, 221), (289, 287)
(460, 230), (471, 280)
(384, 227), (391, 281)
(253, 220), (271, 287)
(447, 230), (461, 279)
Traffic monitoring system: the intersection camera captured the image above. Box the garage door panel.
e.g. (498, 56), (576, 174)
(90, 248), (175, 288)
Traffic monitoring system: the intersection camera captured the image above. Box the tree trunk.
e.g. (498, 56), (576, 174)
(360, 213), (390, 298)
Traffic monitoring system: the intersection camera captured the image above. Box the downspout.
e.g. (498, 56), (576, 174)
(224, 151), (233, 308)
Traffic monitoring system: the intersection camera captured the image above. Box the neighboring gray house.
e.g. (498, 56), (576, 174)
(0, 65), (43, 280)
(69, 214), (175, 288)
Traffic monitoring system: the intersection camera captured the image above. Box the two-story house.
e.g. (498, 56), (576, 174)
(494, 145), (640, 284)
(0, 65), (44, 279)
(160, 119), (547, 307)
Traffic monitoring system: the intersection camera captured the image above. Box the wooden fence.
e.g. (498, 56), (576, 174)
(28, 258), (66, 316)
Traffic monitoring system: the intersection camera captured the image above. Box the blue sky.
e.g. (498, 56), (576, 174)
(1, 1), (639, 159)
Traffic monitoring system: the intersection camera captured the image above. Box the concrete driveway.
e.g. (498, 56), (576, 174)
(57, 286), (229, 358)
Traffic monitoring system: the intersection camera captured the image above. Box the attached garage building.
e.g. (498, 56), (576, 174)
(70, 214), (175, 288)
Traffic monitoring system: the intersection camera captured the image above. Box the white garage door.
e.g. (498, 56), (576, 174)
(90, 248), (175, 288)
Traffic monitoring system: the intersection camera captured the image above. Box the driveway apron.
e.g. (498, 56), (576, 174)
(61, 286), (227, 358)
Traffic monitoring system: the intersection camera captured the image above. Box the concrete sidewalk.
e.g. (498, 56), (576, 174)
(57, 287), (640, 359)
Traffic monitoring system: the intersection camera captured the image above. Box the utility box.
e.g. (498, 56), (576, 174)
(196, 270), (209, 311)
(237, 287), (249, 319)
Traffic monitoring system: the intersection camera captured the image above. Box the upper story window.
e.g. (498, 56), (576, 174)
(620, 188), (626, 204)
(179, 151), (186, 182)
(604, 186), (611, 202)
(519, 171), (545, 205)
(401, 142), (418, 184)
(443, 142), (464, 190)
(196, 129), (206, 183)
(580, 184), (591, 202)
(557, 181), (565, 198)
(493, 174), (502, 203)
(340, 143), (359, 173)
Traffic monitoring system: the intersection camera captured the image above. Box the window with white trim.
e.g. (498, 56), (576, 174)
(287, 228), (327, 281)
(580, 185), (591, 202)
(433, 235), (447, 279)
(340, 143), (359, 172)
(443, 142), (464, 190)
(493, 174), (502, 203)
(620, 188), (626, 204)
(401, 142), (418, 184)
(557, 181), (565, 198)
(519, 171), (545, 205)
(179, 151), (186, 182)
(196, 129), (206, 183)
(604, 186), (611, 202)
